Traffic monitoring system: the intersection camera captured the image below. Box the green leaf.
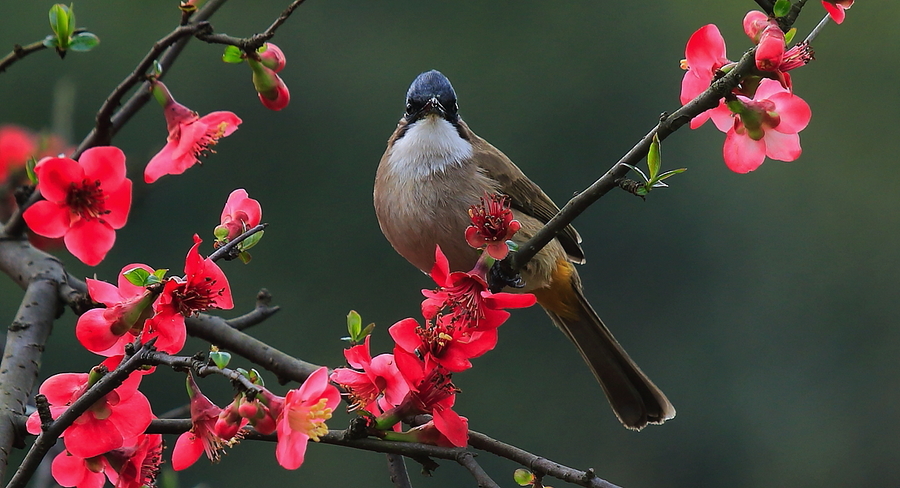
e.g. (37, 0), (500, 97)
(42, 35), (59, 48)
(222, 45), (244, 64)
(66, 4), (76, 38)
(247, 368), (264, 386)
(49, 4), (70, 50)
(647, 133), (661, 181)
(152, 268), (168, 281)
(68, 32), (99, 52)
(773, 0), (791, 18)
(209, 350), (232, 369)
(622, 163), (650, 184)
(635, 185), (650, 196)
(784, 27), (797, 45)
(238, 250), (252, 264)
(513, 468), (534, 486)
(656, 168), (687, 182)
(360, 323), (375, 340)
(240, 229), (263, 251)
(347, 310), (362, 340)
(123, 267), (152, 286)
(25, 157), (38, 185)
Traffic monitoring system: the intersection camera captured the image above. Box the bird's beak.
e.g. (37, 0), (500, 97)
(422, 97), (446, 117)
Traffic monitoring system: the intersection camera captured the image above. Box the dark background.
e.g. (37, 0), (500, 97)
(2, 1), (898, 487)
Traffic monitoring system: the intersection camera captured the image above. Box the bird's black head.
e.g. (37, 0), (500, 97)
(404, 70), (459, 124)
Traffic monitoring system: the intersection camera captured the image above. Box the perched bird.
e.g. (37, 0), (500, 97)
(374, 70), (675, 430)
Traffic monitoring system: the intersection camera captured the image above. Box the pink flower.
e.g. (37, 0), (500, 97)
(104, 434), (163, 488)
(275, 367), (340, 470)
(214, 188), (262, 244)
(259, 43), (286, 72)
(822, 0), (853, 24)
(330, 336), (409, 414)
(680, 24), (734, 129)
(464, 193), (521, 260)
(23, 146), (132, 266)
(0, 125), (35, 181)
(50, 449), (110, 488)
(755, 23), (786, 72)
(249, 58), (290, 111)
(144, 80), (241, 183)
(76, 264), (157, 356)
(25, 362), (153, 458)
(722, 79), (811, 173)
(172, 374), (241, 470)
(742, 10), (770, 43)
(145, 235), (233, 354)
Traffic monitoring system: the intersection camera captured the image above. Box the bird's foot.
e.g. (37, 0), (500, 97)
(488, 257), (525, 293)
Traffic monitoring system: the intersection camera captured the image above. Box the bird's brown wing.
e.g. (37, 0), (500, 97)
(463, 123), (585, 264)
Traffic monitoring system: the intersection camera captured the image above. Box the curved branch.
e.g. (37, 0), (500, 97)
(209, 223), (268, 262)
(195, 0), (307, 52)
(226, 288), (281, 331)
(0, 280), (58, 482)
(387, 453), (414, 488)
(0, 41), (48, 75)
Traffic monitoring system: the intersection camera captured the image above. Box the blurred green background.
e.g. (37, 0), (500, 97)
(2, 1), (899, 487)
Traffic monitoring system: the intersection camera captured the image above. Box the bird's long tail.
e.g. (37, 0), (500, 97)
(532, 261), (675, 430)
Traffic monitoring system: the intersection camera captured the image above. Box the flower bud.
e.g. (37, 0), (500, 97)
(742, 10), (770, 43)
(258, 43), (286, 72)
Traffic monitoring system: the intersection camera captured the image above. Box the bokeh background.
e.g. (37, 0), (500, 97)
(2, 1), (898, 487)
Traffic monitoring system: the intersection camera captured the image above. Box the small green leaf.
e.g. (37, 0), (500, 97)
(635, 185), (650, 196)
(784, 27), (797, 45)
(68, 32), (99, 52)
(152, 268), (168, 281)
(240, 229), (263, 251)
(42, 35), (59, 48)
(247, 368), (264, 386)
(622, 163), (650, 183)
(513, 468), (534, 486)
(505, 240), (519, 252)
(647, 133), (661, 181)
(152, 60), (163, 76)
(25, 157), (38, 185)
(49, 4), (68, 38)
(360, 323), (375, 340)
(656, 168), (687, 182)
(347, 310), (362, 340)
(238, 250), (252, 264)
(222, 45), (244, 64)
(773, 0), (791, 18)
(123, 267), (152, 286)
(209, 350), (232, 369)
(66, 4), (76, 37)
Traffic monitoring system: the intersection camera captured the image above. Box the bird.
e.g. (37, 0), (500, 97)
(374, 69), (675, 430)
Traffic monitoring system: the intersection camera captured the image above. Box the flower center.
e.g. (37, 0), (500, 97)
(287, 398), (332, 442)
(172, 278), (224, 316)
(66, 179), (109, 222)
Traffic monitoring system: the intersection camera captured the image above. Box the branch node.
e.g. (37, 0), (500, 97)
(616, 178), (646, 200)
(35, 394), (53, 432)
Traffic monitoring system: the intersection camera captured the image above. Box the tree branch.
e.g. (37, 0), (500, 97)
(226, 288), (281, 331)
(387, 453), (414, 488)
(0, 280), (58, 482)
(0, 41), (48, 75)
(195, 0), (307, 52)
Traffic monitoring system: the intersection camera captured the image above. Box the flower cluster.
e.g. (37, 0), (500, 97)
(331, 195), (536, 446)
(679, 7), (825, 173)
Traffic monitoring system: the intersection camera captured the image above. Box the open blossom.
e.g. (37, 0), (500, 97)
(26, 361), (153, 458)
(330, 336), (409, 414)
(23, 146), (132, 266)
(722, 78), (812, 173)
(104, 434), (163, 488)
(172, 374), (241, 470)
(822, 0), (853, 24)
(50, 448), (111, 488)
(275, 367), (340, 470)
(145, 235), (233, 354)
(680, 24), (734, 129)
(144, 80), (241, 183)
(214, 188), (262, 244)
(465, 193), (521, 260)
(76, 264), (158, 356)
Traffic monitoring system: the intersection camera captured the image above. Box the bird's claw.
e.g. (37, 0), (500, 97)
(488, 258), (525, 293)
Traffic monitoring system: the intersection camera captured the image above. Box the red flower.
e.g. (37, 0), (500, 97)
(146, 235), (233, 354)
(50, 449), (110, 488)
(25, 361), (153, 458)
(722, 79), (812, 173)
(76, 264), (158, 356)
(214, 188), (262, 244)
(104, 434), (163, 488)
(742, 10), (770, 43)
(755, 23), (786, 72)
(172, 374), (241, 470)
(0, 125), (35, 181)
(822, 0), (853, 24)
(275, 367), (340, 470)
(680, 24), (734, 130)
(465, 193), (521, 260)
(259, 43), (286, 72)
(144, 81), (241, 183)
(23, 146), (132, 266)
(330, 336), (409, 414)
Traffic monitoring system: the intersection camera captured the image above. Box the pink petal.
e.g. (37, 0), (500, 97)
(429, 246), (451, 287)
(24, 201), (71, 238)
(65, 416), (124, 458)
(343, 336), (372, 370)
(821, 1), (846, 23)
(172, 432), (204, 471)
(86, 278), (123, 305)
(432, 406), (468, 447)
(754, 78), (789, 100)
(64, 219), (115, 266)
(34, 157), (83, 203)
(144, 141), (179, 184)
(39, 373), (88, 404)
(709, 104), (736, 133)
(197, 112), (242, 138)
(723, 130), (767, 173)
(102, 178), (132, 230)
(685, 25), (727, 74)
(79, 146), (126, 189)
(763, 130), (802, 162)
(75, 308), (124, 354)
(144, 311), (187, 355)
(51, 451), (91, 488)
(388, 318), (423, 355)
(767, 92), (812, 133)
(108, 391), (153, 439)
(275, 430), (309, 470)
(681, 71), (713, 106)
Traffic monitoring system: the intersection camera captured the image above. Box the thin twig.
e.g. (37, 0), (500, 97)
(226, 288), (281, 331)
(0, 41), (48, 75)
(510, 1), (813, 273)
(209, 223), (268, 262)
(195, 0), (307, 52)
(144, 351), (263, 398)
(387, 453), (414, 488)
(456, 452), (500, 488)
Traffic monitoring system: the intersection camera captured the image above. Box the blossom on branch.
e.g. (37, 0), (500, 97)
(680, 24), (734, 129)
(103, 434), (163, 488)
(248, 50), (290, 111)
(144, 80), (241, 183)
(330, 336), (409, 415)
(722, 79), (812, 173)
(465, 192), (521, 260)
(172, 374), (242, 470)
(275, 367), (340, 470)
(214, 188), (262, 245)
(822, 0), (853, 24)
(23, 146), (132, 266)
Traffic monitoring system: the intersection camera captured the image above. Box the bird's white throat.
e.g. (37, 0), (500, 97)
(388, 115), (473, 179)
